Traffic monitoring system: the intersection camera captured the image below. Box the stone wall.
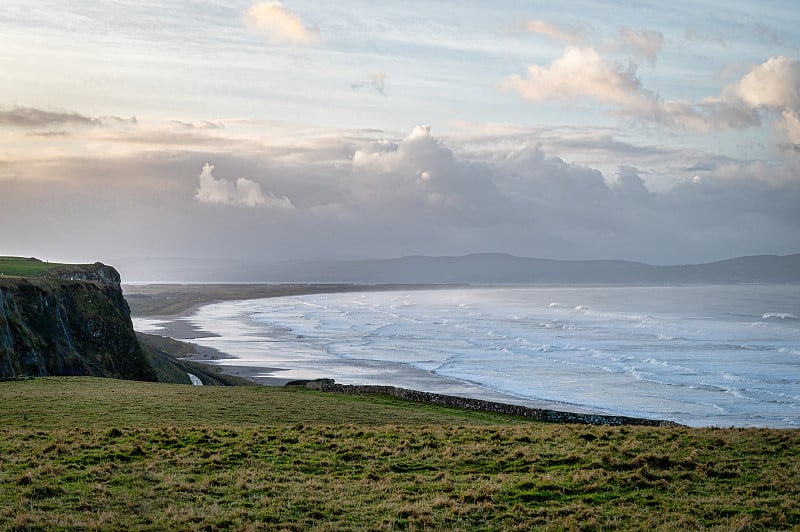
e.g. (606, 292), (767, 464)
(304, 380), (682, 427)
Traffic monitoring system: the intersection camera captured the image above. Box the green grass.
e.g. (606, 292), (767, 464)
(0, 256), (65, 277)
(1, 377), (798, 530)
(0, 377), (520, 428)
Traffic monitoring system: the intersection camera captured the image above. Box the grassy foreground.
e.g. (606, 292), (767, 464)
(1, 378), (798, 530)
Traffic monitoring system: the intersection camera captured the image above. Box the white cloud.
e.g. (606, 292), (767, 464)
(523, 20), (582, 44)
(685, 56), (800, 142)
(618, 28), (663, 65)
(725, 56), (799, 110)
(194, 163), (294, 209)
(243, 1), (319, 45)
(503, 49), (800, 147)
(656, 56), (800, 140)
(501, 46), (654, 111)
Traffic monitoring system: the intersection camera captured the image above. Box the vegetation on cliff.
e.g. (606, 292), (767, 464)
(0, 258), (156, 381)
(137, 332), (252, 386)
(0, 256), (66, 277)
(1, 377), (798, 530)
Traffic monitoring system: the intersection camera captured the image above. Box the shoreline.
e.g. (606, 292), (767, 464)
(126, 284), (598, 412)
(125, 283), (680, 424)
(127, 282), (466, 387)
(134, 317), (298, 386)
(123, 283), (459, 317)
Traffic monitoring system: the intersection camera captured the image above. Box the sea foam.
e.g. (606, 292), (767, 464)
(168, 285), (800, 428)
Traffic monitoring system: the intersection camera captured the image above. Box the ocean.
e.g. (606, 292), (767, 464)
(139, 285), (800, 427)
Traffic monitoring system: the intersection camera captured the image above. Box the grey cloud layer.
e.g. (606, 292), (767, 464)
(0, 106), (135, 129)
(2, 118), (797, 264)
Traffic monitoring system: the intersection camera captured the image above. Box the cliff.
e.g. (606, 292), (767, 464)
(0, 262), (156, 381)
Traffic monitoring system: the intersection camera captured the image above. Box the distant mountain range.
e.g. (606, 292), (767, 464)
(115, 253), (800, 284)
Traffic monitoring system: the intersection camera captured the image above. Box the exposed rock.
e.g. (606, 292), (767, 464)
(0, 264), (156, 381)
(45, 262), (122, 286)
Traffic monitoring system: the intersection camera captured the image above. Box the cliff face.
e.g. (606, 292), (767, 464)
(0, 263), (156, 381)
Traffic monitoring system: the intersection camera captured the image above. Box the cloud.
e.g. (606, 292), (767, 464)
(523, 19), (582, 44)
(658, 57), (800, 139)
(3, 115), (798, 266)
(650, 57), (800, 134)
(618, 28), (663, 65)
(194, 163), (294, 209)
(503, 49), (800, 146)
(243, 1), (320, 45)
(351, 73), (387, 95)
(779, 110), (800, 146)
(169, 120), (222, 130)
(500, 46), (654, 111)
(0, 106), (135, 129)
(725, 56), (799, 110)
(350, 126), (504, 220)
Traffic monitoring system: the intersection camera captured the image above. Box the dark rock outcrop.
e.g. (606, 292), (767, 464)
(0, 263), (156, 381)
(47, 262), (122, 285)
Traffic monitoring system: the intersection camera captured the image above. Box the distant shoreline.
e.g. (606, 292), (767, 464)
(126, 283), (798, 427)
(125, 284), (593, 412)
(123, 282), (457, 317)
(125, 283), (613, 416)
(126, 283), (454, 387)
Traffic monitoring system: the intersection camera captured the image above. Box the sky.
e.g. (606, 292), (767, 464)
(1, 0), (799, 269)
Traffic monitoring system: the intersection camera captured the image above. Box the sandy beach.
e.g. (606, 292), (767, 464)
(125, 283), (439, 386)
(123, 283), (443, 317)
(125, 283), (596, 412)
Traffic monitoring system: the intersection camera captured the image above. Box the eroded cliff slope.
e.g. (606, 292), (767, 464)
(0, 261), (156, 381)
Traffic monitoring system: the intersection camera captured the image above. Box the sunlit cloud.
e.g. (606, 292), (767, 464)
(195, 163), (295, 209)
(243, 1), (320, 46)
(725, 56), (799, 110)
(500, 46), (654, 110)
(503, 47), (800, 146)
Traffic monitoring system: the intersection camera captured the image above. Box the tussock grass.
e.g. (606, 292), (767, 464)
(1, 377), (798, 530)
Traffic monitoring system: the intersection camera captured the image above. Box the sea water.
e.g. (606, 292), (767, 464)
(166, 285), (799, 427)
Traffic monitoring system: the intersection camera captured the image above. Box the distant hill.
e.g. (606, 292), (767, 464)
(115, 252), (800, 284)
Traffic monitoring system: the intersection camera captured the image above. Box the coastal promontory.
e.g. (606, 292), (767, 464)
(0, 257), (156, 381)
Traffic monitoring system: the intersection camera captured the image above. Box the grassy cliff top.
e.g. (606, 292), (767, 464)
(0, 257), (121, 288)
(0, 256), (66, 277)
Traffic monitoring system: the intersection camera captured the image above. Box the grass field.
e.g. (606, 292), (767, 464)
(0, 256), (65, 277)
(1, 378), (798, 530)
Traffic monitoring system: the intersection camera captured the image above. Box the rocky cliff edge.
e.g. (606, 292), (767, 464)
(0, 262), (156, 381)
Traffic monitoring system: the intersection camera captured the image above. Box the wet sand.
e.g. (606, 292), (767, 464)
(128, 284), (602, 412)
(136, 314), (297, 385)
(126, 283), (445, 386)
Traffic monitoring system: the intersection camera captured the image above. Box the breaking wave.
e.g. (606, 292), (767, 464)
(179, 285), (800, 428)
